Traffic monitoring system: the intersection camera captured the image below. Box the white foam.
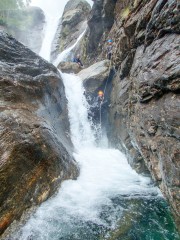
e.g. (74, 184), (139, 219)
(18, 146), (159, 239)
(61, 73), (95, 149)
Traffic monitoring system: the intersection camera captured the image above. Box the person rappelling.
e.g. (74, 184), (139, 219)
(107, 39), (113, 60)
(73, 54), (84, 67)
(98, 90), (104, 103)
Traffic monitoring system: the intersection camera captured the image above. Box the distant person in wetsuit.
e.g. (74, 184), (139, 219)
(107, 39), (113, 60)
(73, 54), (83, 67)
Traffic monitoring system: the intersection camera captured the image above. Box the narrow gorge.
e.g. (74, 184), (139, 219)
(0, 0), (179, 239)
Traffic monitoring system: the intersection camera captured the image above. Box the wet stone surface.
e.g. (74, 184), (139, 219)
(0, 31), (79, 235)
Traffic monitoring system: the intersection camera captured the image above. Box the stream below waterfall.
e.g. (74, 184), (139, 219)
(11, 73), (179, 240)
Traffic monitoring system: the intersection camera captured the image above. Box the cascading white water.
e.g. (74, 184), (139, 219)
(30, 0), (72, 61)
(61, 73), (95, 149)
(53, 30), (86, 67)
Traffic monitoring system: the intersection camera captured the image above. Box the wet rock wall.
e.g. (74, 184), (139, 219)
(0, 31), (79, 235)
(107, 0), (180, 230)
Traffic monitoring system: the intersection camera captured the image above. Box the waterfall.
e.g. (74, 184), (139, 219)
(61, 72), (95, 149)
(13, 43), (174, 239)
(30, 0), (73, 61)
(14, 70), (161, 239)
(12, 69), (179, 238)
(30, 0), (93, 61)
(14, 69), (178, 239)
(10, 1), (180, 239)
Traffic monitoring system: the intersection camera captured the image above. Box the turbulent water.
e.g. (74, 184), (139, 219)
(10, 1), (180, 239)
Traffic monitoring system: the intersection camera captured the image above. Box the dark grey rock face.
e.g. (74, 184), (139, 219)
(78, 60), (114, 132)
(105, 0), (180, 230)
(0, 31), (79, 235)
(78, 60), (111, 96)
(83, 0), (117, 65)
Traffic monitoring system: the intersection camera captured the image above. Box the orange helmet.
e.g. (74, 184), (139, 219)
(98, 90), (104, 97)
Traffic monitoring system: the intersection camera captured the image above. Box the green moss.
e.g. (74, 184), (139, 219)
(133, 0), (139, 8)
(0, 7), (43, 38)
(0, 0), (30, 27)
(121, 7), (130, 19)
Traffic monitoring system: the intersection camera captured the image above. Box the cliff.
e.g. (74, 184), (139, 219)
(84, 0), (180, 231)
(83, 0), (117, 64)
(0, 31), (79, 235)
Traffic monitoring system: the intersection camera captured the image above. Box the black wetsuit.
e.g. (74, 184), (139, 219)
(73, 58), (83, 66)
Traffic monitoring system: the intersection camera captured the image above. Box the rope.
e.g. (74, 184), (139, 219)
(99, 101), (102, 139)
(101, 60), (113, 105)
(98, 61), (113, 137)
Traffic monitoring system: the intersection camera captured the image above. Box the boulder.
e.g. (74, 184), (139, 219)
(0, 31), (79, 235)
(78, 59), (110, 93)
(58, 61), (83, 74)
(78, 60), (113, 130)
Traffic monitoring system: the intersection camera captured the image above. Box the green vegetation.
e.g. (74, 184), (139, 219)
(0, 0), (41, 42)
(0, 0), (31, 10)
(0, 0), (23, 10)
(0, 0), (31, 27)
(133, 0), (138, 8)
(121, 7), (130, 19)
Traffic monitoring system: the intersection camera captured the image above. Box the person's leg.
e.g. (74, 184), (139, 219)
(108, 53), (112, 60)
